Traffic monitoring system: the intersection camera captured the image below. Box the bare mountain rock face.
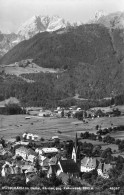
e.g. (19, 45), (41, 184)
(0, 15), (81, 58)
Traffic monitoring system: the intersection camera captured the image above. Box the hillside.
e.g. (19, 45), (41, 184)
(0, 32), (23, 58)
(0, 24), (124, 107)
(0, 24), (123, 67)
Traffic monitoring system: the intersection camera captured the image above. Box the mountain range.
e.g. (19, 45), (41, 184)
(0, 15), (81, 58)
(0, 11), (124, 107)
(1, 11), (124, 58)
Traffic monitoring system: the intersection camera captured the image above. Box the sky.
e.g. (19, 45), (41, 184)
(0, 0), (124, 33)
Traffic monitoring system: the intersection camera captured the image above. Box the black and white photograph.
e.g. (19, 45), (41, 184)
(0, 0), (124, 194)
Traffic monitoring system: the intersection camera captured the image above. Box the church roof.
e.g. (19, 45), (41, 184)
(59, 159), (79, 173)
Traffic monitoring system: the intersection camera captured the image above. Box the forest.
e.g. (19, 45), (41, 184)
(0, 24), (124, 108)
(0, 72), (123, 109)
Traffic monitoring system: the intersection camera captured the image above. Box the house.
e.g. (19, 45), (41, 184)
(1, 162), (14, 177)
(15, 146), (37, 162)
(35, 147), (59, 157)
(38, 110), (51, 117)
(97, 162), (113, 179)
(39, 156), (50, 167)
(52, 136), (59, 140)
(80, 157), (97, 172)
(26, 173), (39, 184)
(0, 145), (12, 156)
(47, 165), (58, 178)
(49, 156), (58, 166)
(1, 161), (22, 176)
(86, 110), (95, 118)
(0, 144), (3, 149)
(56, 159), (80, 177)
(25, 166), (37, 174)
(22, 133), (41, 141)
(0, 148), (7, 156)
(13, 141), (29, 147)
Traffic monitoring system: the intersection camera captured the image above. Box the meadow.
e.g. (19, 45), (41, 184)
(0, 114), (124, 141)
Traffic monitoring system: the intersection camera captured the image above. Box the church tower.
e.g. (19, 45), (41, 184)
(72, 133), (78, 163)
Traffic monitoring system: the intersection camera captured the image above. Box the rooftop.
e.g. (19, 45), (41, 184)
(60, 159), (79, 173)
(16, 146), (36, 156)
(42, 148), (58, 153)
(81, 157), (97, 168)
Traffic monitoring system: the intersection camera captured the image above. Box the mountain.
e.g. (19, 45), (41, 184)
(0, 15), (79, 58)
(89, 10), (106, 23)
(0, 24), (124, 102)
(17, 15), (46, 39)
(2, 11), (124, 58)
(17, 15), (72, 39)
(0, 32), (24, 59)
(93, 11), (124, 29)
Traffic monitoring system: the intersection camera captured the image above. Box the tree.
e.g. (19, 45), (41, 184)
(98, 135), (102, 142)
(95, 125), (99, 130)
(118, 140), (124, 151)
(5, 103), (23, 115)
(101, 148), (112, 160)
(16, 135), (21, 142)
(34, 158), (40, 171)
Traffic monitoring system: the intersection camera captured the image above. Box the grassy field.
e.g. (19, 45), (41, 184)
(0, 114), (124, 140)
(3, 63), (58, 76)
(0, 114), (124, 153)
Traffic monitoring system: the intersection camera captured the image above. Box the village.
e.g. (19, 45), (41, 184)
(0, 104), (124, 194)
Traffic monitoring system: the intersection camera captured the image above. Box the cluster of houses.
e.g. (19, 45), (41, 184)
(0, 132), (114, 185)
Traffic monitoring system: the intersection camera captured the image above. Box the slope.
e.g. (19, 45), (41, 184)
(0, 24), (124, 104)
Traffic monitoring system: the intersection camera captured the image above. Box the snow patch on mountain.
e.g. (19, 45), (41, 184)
(16, 15), (81, 39)
(17, 15), (46, 39)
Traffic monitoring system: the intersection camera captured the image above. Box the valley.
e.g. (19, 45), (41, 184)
(0, 8), (124, 194)
(0, 114), (124, 142)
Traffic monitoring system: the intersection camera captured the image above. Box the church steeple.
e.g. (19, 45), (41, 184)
(75, 132), (78, 152)
(72, 133), (78, 163)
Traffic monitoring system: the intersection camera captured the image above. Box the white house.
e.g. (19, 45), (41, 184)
(38, 111), (51, 117)
(35, 147), (58, 156)
(97, 162), (113, 179)
(1, 162), (14, 177)
(80, 157), (97, 173)
(14, 141), (29, 147)
(0, 144), (3, 149)
(15, 146), (37, 162)
(22, 133), (41, 141)
(39, 156), (50, 167)
(1, 162), (21, 177)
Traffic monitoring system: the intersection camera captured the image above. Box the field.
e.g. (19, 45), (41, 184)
(2, 62), (58, 76)
(0, 114), (124, 142)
